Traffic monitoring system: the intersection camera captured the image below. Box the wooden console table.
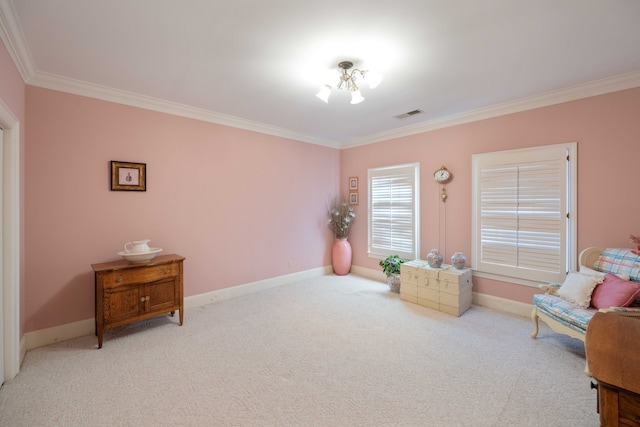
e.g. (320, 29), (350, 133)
(586, 312), (640, 426)
(91, 254), (185, 348)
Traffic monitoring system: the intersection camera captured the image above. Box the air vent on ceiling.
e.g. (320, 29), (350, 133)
(394, 109), (424, 119)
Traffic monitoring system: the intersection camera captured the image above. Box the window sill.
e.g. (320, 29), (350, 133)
(472, 270), (545, 288)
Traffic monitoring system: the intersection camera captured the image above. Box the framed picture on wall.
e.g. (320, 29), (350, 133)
(349, 176), (358, 191)
(110, 161), (146, 191)
(349, 191), (358, 206)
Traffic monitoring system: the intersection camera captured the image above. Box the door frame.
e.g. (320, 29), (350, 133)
(0, 97), (20, 382)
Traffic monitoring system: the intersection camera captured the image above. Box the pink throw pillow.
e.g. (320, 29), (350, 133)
(590, 273), (640, 309)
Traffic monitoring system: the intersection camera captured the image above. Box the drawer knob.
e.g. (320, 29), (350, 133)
(116, 276), (123, 282)
(164, 269), (170, 274)
(140, 297), (145, 302)
(146, 296), (150, 301)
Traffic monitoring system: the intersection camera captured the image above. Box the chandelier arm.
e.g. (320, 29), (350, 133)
(350, 78), (359, 92)
(316, 60), (380, 103)
(348, 70), (363, 91)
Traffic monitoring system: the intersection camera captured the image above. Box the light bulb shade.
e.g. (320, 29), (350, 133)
(365, 70), (383, 89)
(315, 85), (331, 103)
(350, 90), (364, 104)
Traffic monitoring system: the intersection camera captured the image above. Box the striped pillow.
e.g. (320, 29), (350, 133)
(593, 248), (640, 282)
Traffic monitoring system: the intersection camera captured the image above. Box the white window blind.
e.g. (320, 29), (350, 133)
(368, 163), (420, 260)
(472, 143), (576, 284)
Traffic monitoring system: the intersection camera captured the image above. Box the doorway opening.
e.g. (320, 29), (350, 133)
(0, 98), (21, 383)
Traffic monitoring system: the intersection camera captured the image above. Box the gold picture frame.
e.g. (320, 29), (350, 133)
(349, 191), (359, 206)
(349, 176), (358, 191)
(110, 161), (146, 191)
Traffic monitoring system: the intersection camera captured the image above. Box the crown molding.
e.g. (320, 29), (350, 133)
(28, 71), (340, 148)
(0, 0), (338, 148)
(23, 67), (640, 151)
(0, 0), (34, 81)
(2, 0), (639, 150)
(342, 70), (640, 149)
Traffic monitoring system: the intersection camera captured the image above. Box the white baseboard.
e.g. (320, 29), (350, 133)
(349, 265), (386, 282)
(20, 335), (27, 367)
(24, 266), (333, 351)
(349, 266), (535, 317)
(184, 266), (332, 309)
(23, 266), (532, 351)
(472, 292), (532, 318)
(25, 318), (95, 351)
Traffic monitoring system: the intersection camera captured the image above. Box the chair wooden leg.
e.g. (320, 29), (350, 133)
(531, 308), (539, 339)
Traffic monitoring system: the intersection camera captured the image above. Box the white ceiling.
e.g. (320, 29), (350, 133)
(2, 0), (640, 148)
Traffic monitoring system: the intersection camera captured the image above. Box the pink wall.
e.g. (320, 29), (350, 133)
(7, 33), (640, 333)
(25, 87), (339, 332)
(0, 40), (27, 335)
(343, 87), (640, 304)
(0, 44), (25, 112)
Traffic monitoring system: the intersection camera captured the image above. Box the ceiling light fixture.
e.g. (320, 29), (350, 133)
(316, 61), (382, 105)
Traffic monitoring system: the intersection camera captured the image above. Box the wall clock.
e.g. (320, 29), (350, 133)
(433, 166), (452, 184)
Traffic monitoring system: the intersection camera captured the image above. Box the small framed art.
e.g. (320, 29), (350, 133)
(349, 191), (359, 206)
(110, 161), (146, 191)
(349, 176), (358, 191)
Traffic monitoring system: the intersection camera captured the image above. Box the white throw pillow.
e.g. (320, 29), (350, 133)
(556, 272), (602, 308)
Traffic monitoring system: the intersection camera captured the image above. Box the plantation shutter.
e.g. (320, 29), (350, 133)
(473, 144), (572, 284)
(368, 163), (420, 260)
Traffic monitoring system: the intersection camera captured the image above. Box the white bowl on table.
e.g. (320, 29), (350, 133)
(118, 248), (163, 263)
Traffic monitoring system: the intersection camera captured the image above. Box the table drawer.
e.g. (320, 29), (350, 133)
(400, 269), (420, 285)
(440, 291), (472, 307)
(101, 263), (178, 287)
(439, 277), (472, 295)
(400, 283), (418, 297)
(440, 269), (472, 285)
(417, 276), (439, 290)
(400, 293), (418, 304)
(417, 287), (438, 302)
(417, 298), (439, 311)
(440, 302), (471, 317)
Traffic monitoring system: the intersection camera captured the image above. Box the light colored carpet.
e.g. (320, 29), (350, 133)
(0, 274), (599, 426)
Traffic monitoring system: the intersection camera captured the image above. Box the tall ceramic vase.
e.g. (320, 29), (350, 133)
(332, 237), (352, 275)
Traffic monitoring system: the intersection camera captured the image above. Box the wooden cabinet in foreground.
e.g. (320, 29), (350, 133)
(586, 311), (640, 426)
(91, 254), (185, 348)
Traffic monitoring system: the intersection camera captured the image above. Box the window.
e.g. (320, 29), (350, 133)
(368, 163), (420, 260)
(472, 143), (576, 285)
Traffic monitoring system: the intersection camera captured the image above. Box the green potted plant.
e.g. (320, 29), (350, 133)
(379, 255), (406, 293)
